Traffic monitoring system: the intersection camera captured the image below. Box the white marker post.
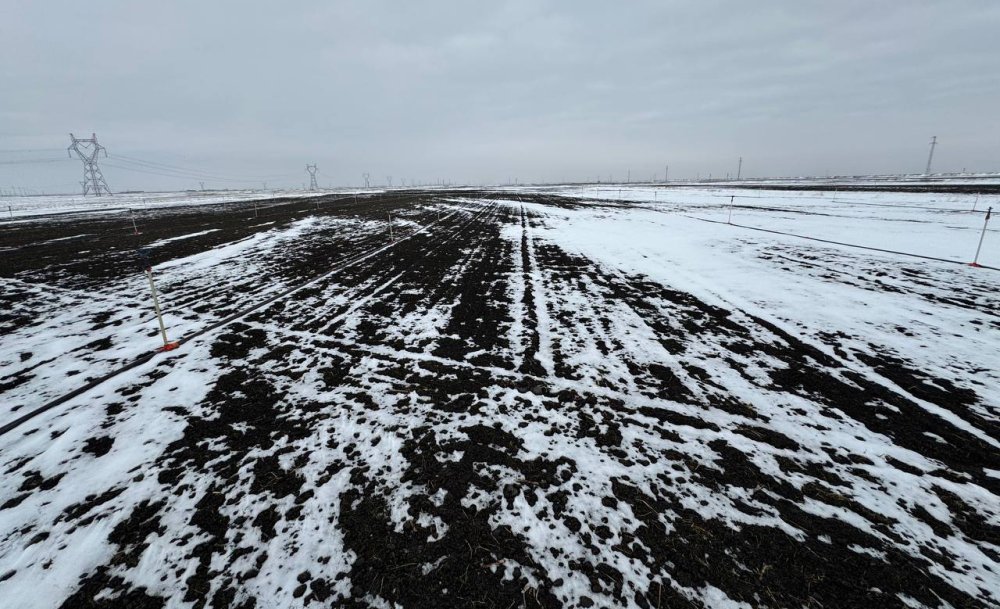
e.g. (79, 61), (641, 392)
(130, 209), (140, 235)
(969, 207), (992, 268)
(728, 196), (735, 224)
(254, 201), (258, 219)
(388, 212), (394, 241)
(137, 249), (179, 351)
(972, 193), (979, 212)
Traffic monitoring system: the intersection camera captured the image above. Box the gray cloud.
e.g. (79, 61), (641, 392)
(2, 1), (998, 192)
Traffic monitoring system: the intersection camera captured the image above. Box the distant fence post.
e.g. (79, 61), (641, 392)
(728, 196), (735, 224)
(969, 207), (992, 268)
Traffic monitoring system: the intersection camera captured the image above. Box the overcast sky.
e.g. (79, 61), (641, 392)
(2, 1), (999, 192)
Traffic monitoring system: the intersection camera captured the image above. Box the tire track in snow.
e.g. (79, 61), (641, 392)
(518, 205), (555, 377)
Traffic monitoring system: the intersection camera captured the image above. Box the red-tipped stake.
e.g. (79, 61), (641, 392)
(969, 206), (992, 268)
(138, 250), (178, 352)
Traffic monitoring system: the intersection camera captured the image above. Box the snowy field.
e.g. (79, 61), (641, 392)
(0, 186), (997, 609)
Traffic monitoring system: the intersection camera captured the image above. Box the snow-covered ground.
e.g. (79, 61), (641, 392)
(0, 187), (996, 608)
(522, 184), (1000, 265)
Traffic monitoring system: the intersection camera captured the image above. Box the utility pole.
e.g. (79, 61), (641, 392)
(970, 207), (992, 268)
(925, 136), (937, 175)
(306, 164), (319, 190)
(67, 133), (112, 196)
(737, 157), (743, 180)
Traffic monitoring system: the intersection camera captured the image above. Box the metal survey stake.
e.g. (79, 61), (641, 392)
(969, 207), (992, 268)
(137, 248), (179, 351)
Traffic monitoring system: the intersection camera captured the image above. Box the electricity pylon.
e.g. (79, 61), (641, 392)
(67, 133), (112, 196)
(306, 164), (319, 190)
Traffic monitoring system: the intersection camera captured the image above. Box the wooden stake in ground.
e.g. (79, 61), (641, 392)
(137, 248), (179, 351)
(130, 209), (140, 235)
(254, 201), (258, 219)
(728, 196), (735, 224)
(970, 207), (992, 268)
(388, 212), (394, 241)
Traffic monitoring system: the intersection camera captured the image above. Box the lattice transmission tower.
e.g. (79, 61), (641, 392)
(68, 133), (112, 196)
(306, 164), (319, 190)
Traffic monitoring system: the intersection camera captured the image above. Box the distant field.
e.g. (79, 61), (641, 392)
(0, 186), (997, 609)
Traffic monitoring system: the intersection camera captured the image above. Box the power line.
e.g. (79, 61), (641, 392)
(0, 158), (70, 165)
(0, 148), (66, 154)
(102, 162), (271, 185)
(109, 153), (298, 181)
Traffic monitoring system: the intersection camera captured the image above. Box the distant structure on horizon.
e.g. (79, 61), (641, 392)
(925, 136), (938, 175)
(68, 133), (112, 196)
(306, 164), (319, 190)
